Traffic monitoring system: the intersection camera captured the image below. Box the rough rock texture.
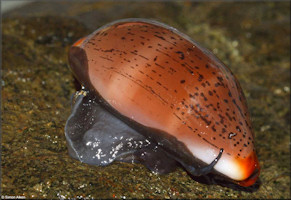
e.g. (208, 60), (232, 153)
(1, 2), (290, 199)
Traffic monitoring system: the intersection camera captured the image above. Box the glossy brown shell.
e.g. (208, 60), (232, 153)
(69, 19), (259, 185)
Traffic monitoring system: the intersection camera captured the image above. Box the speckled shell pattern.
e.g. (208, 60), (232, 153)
(69, 19), (259, 185)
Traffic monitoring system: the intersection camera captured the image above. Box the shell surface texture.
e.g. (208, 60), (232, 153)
(65, 18), (260, 187)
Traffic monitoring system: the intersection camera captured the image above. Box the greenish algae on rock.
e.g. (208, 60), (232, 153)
(1, 1), (290, 199)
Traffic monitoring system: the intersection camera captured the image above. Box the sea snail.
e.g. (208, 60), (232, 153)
(65, 18), (260, 187)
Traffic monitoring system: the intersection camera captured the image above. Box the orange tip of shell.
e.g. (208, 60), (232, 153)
(73, 37), (87, 47)
(236, 151), (260, 187)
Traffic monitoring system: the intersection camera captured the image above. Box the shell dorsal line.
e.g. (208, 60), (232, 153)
(188, 148), (224, 176)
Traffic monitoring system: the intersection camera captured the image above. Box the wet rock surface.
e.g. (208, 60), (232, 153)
(2, 2), (290, 198)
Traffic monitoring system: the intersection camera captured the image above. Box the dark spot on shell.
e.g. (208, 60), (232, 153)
(176, 51), (185, 60)
(188, 70), (194, 75)
(236, 126), (241, 132)
(154, 35), (166, 41)
(198, 74), (204, 82)
(228, 132), (237, 139)
(217, 76), (224, 82)
(211, 125), (216, 132)
(200, 93), (208, 101)
(180, 80), (185, 84)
